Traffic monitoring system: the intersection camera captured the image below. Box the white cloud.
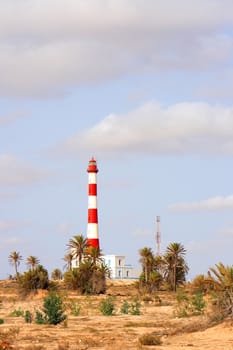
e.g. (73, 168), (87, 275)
(0, 110), (28, 126)
(0, 0), (233, 97)
(63, 101), (233, 156)
(57, 223), (74, 235)
(0, 154), (48, 185)
(169, 195), (233, 211)
(0, 191), (18, 200)
(132, 229), (153, 238)
(0, 220), (30, 232)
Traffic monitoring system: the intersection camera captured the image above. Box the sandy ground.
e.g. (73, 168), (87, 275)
(0, 280), (232, 350)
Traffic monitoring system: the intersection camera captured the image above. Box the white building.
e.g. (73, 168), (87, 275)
(102, 255), (140, 279)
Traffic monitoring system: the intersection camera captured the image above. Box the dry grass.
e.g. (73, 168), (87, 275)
(0, 280), (232, 349)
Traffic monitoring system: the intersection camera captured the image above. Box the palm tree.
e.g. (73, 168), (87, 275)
(63, 253), (73, 271)
(207, 262), (233, 317)
(51, 268), (63, 280)
(164, 242), (188, 291)
(8, 251), (23, 276)
(208, 262), (233, 290)
(67, 234), (88, 266)
(26, 256), (40, 271)
(87, 246), (103, 267)
(139, 247), (155, 282)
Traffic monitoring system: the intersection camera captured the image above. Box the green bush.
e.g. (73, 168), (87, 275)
(99, 297), (115, 316)
(69, 301), (81, 316)
(35, 311), (45, 325)
(24, 310), (32, 323)
(63, 261), (108, 295)
(42, 293), (66, 325)
(191, 292), (206, 315)
(0, 319), (4, 325)
(120, 299), (141, 315)
(10, 308), (24, 317)
(175, 290), (206, 317)
(130, 298), (141, 315)
(121, 301), (130, 314)
(17, 265), (50, 295)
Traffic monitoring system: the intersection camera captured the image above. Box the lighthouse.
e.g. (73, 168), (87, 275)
(87, 157), (100, 249)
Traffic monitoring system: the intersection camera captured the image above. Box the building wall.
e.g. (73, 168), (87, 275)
(103, 255), (140, 279)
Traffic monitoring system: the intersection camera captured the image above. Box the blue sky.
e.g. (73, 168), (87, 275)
(1, 0), (233, 279)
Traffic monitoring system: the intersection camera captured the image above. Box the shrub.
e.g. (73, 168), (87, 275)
(69, 302), (81, 316)
(35, 311), (45, 325)
(121, 301), (130, 314)
(0, 320), (4, 325)
(51, 269), (63, 280)
(17, 265), (49, 295)
(120, 298), (141, 315)
(99, 297), (115, 316)
(175, 290), (206, 317)
(63, 261), (108, 295)
(130, 298), (141, 315)
(191, 292), (206, 315)
(41, 293), (66, 325)
(24, 310), (32, 323)
(138, 333), (162, 346)
(9, 308), (24, 317)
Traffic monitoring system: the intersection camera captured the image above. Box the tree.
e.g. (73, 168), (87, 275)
(8, 251), (23, 276)
(63, 253), (73, 271)
(208, 262), (233, 290)
(67, 234), (88, 265)
(26, 256), (40, 271)
(64, 259), (110, 294)
(51, 268), (63, 280)
(164, 242), (188, 291)
(86, 246), (103, 267)
(206, 262), (233, 318)
(139, 247), (155, 283)
(17, 264), (50, 295)
(36, 293), (66, 325)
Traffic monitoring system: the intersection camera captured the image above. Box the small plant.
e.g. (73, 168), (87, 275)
(35, 293), (67, 325)
(69, 302), (81, 316)
(0, 320), (4, 325)
(9, 308), (24, 317)
(99, 297), (115, 316)
(191, 292), (206, 315)
(35, 311), (45, 325)
(121, 300), (130, 314)
(175, 290), (206, 317)
(121, 299), (141, 315)
(138, 333), (162, 346)
(130, 298), (141, 315)
(24, 310), (32, 323)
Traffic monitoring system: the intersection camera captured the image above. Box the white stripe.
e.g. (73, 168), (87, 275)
(87, 223), (98, 238)
(88, 195), (97, 209)
(88, 173), (97, 184)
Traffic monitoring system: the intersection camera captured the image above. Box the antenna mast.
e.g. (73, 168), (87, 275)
(156, 216), (161, 256)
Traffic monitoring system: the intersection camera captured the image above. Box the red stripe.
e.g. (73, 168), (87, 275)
(88, 208), (98, 223)
(87, 238), (99, 249)
(88, 184), (97, 196)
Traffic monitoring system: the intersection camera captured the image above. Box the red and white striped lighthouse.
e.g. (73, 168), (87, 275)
(87, 157), (100, 249)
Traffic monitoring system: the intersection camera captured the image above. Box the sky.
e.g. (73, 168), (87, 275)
(1, 0), (233, 279)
